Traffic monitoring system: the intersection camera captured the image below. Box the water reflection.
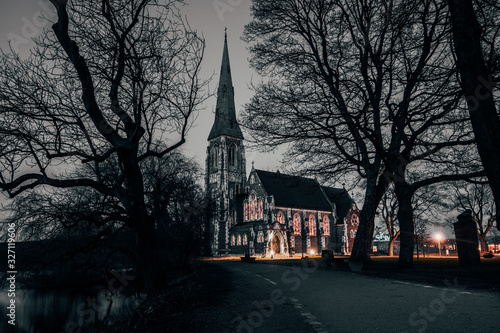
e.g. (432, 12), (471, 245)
(0, 285), (142, 332)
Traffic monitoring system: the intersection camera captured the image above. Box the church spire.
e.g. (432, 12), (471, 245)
(208, 31), (244, 140)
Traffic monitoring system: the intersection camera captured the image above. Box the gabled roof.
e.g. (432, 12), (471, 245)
(321, 186), (353, 219)
(255, 170), (332, 211)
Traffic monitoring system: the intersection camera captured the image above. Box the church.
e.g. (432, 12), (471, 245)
(205, 33), (360, 257)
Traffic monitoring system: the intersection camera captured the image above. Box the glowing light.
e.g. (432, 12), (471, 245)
(309, 249), (315, 255)
(270, 251), (275, 255)
(434, 233), (442, 241)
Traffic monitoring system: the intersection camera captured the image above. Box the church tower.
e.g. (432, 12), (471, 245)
(206, 32), (246, 256)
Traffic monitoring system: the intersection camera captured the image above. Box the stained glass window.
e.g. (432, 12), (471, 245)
(237, 234), (241, 245)
(293, 214), (301, 235)
(277, 211), (284, 224)
(308, 215), (316, 236)
(260, 200), (263, 219)
(323, 216), (330, 235)
(243, 234), (248, 245)
(245, 202), (248, 221)
(250, 201), (254, 220)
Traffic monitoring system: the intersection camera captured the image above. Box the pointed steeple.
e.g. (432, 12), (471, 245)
(208, 31), (244, 140)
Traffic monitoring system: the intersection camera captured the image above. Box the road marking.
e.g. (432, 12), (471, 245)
(264, 278), (277, 285)
(255, 274), (262, 278)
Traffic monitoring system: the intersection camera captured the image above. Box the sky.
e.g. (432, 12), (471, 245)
(0, 0), (282, 175)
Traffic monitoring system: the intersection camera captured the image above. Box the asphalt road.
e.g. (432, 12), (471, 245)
(213, 261), (500, 333)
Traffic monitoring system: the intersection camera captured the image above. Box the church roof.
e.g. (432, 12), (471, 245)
(321, 186), (353, 220)
(208, 32), (244, 140)
(255, 170), (333, 211)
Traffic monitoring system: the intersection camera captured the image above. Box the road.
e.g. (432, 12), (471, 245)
(211, 261), (500, 333)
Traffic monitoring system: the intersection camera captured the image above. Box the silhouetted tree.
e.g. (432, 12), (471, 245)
(0, 0), (209, 293)
(447, 0), (500, 231)
(449, 180), (496, 252)
(242, 0), (477, 265)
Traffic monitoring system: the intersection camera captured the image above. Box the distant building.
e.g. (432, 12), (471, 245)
(205, 33), (359, 257)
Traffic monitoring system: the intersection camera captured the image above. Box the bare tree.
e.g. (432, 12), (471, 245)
(379, 187), (399, 257)
(447, 0), (500, 231)
(449, 181), (496, 252)
(242, 0), (477, 265)
(0, 0), (209, 293)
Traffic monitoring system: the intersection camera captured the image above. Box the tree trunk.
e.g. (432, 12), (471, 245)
(479, 234), (488, 253)
(351, 173), (389, 262)
(388, 237), (396, 257)
(447, 0), (500, 231)
(121, 150), (164, 294)
(396, 182), (414, 268)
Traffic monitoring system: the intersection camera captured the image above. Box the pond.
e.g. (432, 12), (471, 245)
(0, 273), (143, 333)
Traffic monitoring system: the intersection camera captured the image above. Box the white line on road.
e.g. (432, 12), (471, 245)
(264, 278), (277, 285)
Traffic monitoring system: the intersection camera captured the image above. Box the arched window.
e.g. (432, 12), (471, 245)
(228, 144), (236, 166)
(323, 216), (330, 235)
(260, 200), (263, 219)
(257, 231), (264, 243)
(231, 209), (236, 225)
(245, 202), (248, 221)
(237, 234), (241, 245)
(277, 211), (284, 224)
(231, 235), (235, 246)
(308, 215), (316, 236)
(212, 144), (219, 168)
(350, 229), (356, 239)
(293, 214), (301, 235)
(243, 234), (248, 245)
(250, 201), (254, 220)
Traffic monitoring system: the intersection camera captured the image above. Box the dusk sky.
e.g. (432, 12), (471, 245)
(0, 0), (282, 176)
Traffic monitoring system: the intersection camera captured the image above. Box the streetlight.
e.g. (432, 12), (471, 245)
(435, 233), (442, 258)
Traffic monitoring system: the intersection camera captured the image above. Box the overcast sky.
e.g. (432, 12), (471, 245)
(0, 0), (282, 175)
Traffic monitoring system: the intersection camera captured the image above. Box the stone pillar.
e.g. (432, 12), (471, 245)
(453, 210), (480, 266)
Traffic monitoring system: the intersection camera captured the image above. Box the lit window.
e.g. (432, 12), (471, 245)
(260, 200), (263, 219)
(245, 202), (248, 221)
(243, 234), (248, 245)
(237, 234), (241, 245)
(255, 200), (258, 219)
(231, 235), (235, 246)
(323, 216), (330, 235)
(277, 211), (284, 224)
(308, 215), (316, 236)
(250, 201), (254, 220)
(293, 214), (301, 235)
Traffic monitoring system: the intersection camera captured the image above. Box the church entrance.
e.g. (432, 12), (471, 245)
(272, 235), (281, 254)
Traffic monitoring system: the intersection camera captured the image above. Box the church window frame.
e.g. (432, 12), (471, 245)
(277, 211), (284, 224)
(228, 143), (236, 167)
(231, 209), (236, 226)
(250, 201), (254, 220)
(245, 202), (248, 221)
(323, 216), (330, 235)
(231, 235), (235, 246)
(243, 234), (248, 245)
(237, 234), (241, 245)
(308, 214), (316, 236)
(212, 144), (219, 168)
(257, 231), (264, 243)
(260, 200), (263, 219)
(293, 213), (301, 235)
